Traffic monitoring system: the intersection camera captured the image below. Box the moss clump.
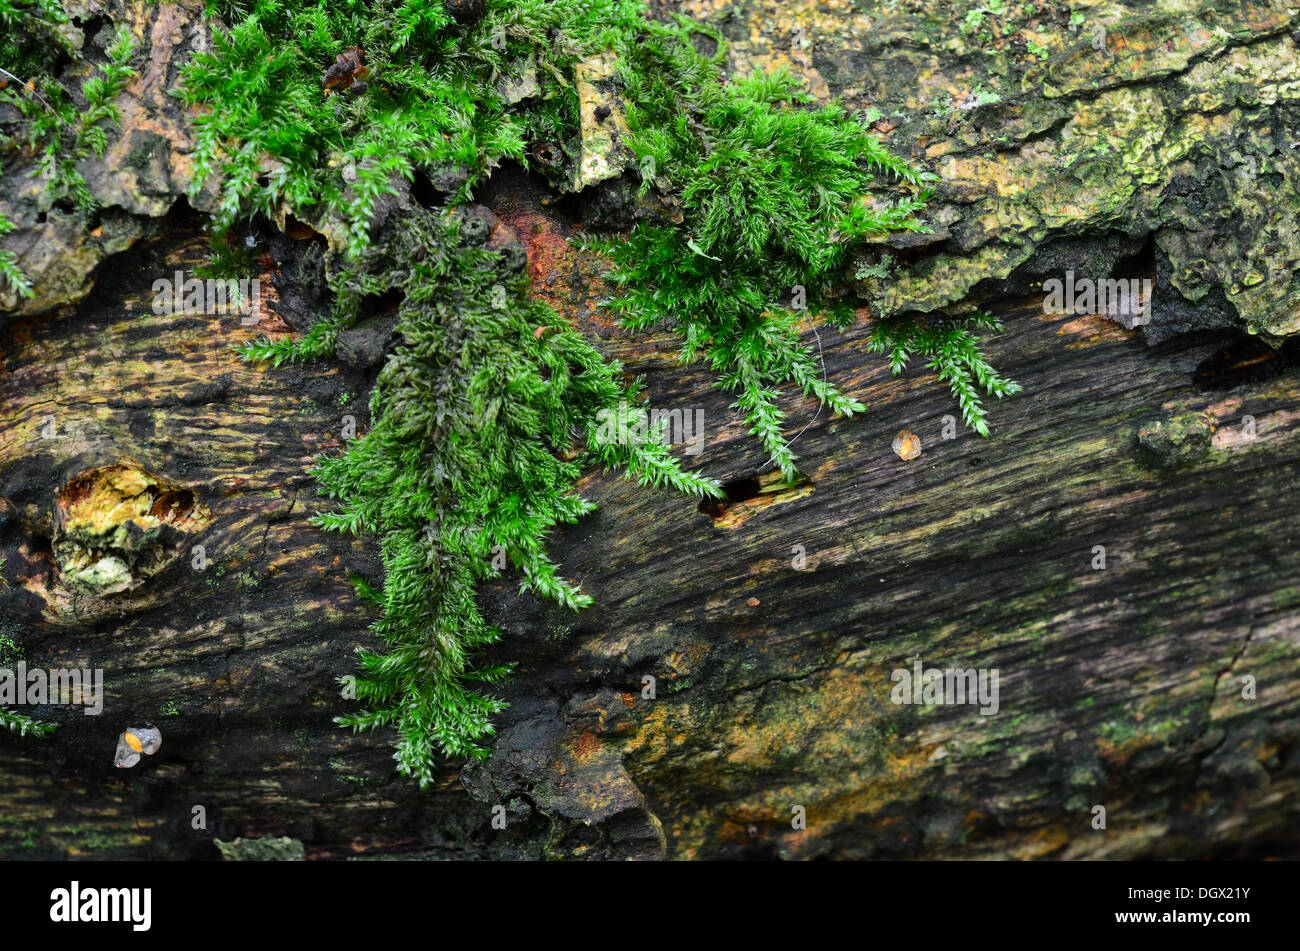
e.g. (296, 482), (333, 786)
(215, 835), (306, 861)
(868, 312), (1022, 437)
(0, 707), (56, 737)
(584, 18), (924, 478)
(177, 0), (1020, 784)
(181, 0), (649, 254)
(0, 0), (136, 230)
(267, 203), (717, 785)
(584, 15), (1020, 471)
(1135, 412), (1214, 470)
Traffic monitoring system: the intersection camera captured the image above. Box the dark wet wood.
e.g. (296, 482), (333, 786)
(1, 0), (1299, 861)
(2, 203), (1297, 859)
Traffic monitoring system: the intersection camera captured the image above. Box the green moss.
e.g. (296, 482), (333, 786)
(0, 633), (21, 666)
(583, 15), (956, 477)
(0, 210), (28, 300)
(0, 707), (56, 737)
(1097, 718), (1141, 745)
(0, 2), (136, 226)
(177, 0), (1019, 785)
(194, 231), (260, 282)
(330, 755), (368, 783)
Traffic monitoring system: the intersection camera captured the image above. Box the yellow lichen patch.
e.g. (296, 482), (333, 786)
(57, 459), (207, 538)
(707, 670), (910, 827)
(572, 51), (634, 191)
(661, 647), (694, 682)
(571, 730), (601, 764)
(61, 465), (158, 535)
(53, 458), (211, 596)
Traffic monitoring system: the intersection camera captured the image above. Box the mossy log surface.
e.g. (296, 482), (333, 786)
(0, 0), (1298, 859)
(1, 201), (1297, 859)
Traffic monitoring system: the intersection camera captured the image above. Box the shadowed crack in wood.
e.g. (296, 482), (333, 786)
(699, 470), (814, 528)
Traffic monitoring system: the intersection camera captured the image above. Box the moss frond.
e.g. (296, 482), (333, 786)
(173, 0), (1020, 783)
(581, 16), (945, 480)
(0, 707), (57, 738)
(870, 313), (1023, 436)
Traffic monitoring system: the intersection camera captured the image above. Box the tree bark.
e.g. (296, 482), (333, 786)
(1, 0), (1298, 860)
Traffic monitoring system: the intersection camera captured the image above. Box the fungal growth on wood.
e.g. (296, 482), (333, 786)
(113, 725), (162, 768)
(52, 460), (210, 596)
(892, 430), (922, 461)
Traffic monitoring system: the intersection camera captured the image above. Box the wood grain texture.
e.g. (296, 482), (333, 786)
(1, 0), (1298, 861)
(4, 199), (1296, 859)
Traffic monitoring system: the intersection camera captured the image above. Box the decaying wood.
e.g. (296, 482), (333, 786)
(1, 194), (1297, 859)
(1, 0), (1298, 860)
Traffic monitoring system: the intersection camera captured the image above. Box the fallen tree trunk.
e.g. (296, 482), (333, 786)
(1, 194), (1297, 859)
(0, 0), (1298, 860)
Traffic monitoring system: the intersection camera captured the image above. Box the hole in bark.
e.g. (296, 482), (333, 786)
(410, 169), (446, 209)
(1193, 333), (1300, 392)
(52, 461), (211, 596)
(283, 213), (322, 241)
(697, 476), (763, 519)
(359, 288), (404, 318)
(1110, 233), (1157, 284)
(699, 471), (814, 526)
(28, 535), (54, 560)
(148, 489), (196, 521)
(73, 14), (110, 53)
(690, 32), (719, 59)
(533, 142), (561, 167)
(1097, 233), (1158, 326)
